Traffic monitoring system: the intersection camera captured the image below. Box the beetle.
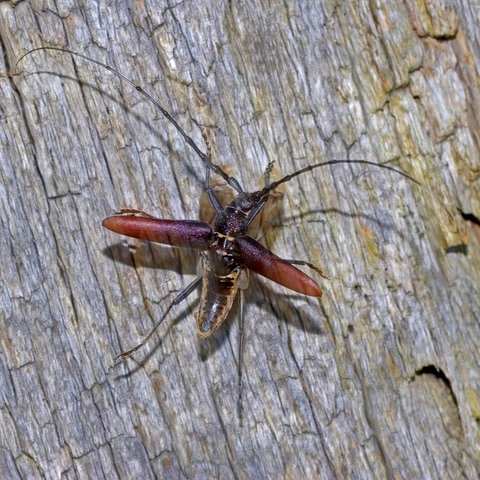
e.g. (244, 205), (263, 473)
(17, 47), (417, 362)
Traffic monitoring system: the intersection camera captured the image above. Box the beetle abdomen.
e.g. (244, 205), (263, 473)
(197, 263), (242, 337)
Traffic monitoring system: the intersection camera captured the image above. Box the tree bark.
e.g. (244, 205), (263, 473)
(1, 0), (479, 478)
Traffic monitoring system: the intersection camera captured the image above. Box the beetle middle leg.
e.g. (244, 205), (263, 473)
(284, 259), (329, 280)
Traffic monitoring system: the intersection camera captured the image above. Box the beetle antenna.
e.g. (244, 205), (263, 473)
(16, 49), (420, 196)
(15, 47), (244, 192)
(257, 159), (420, 200)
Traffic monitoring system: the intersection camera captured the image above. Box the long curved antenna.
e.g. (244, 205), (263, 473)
(16, 46), (244, 193)
(16, 48), (419, 195)
(257, 159), (420, 200)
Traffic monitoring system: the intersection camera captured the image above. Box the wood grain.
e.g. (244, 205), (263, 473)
(1, 1), (479, 478)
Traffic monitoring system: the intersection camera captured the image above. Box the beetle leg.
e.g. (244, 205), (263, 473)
(117, 276), (202, 360)
(282, 259), (329, 280)
(116, 208), (157, 217)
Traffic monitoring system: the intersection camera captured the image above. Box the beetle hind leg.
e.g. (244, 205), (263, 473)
(116, 276), (202, 361)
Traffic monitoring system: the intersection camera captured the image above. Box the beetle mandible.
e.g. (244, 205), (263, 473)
(17, 47), (417, 361)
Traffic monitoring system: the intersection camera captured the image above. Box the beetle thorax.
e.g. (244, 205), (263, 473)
(213, 192), (260, 237)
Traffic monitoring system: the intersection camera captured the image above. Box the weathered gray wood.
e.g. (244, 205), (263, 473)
(1, 0), (479, 478)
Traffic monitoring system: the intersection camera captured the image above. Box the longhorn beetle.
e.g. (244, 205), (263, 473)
(17, 48), (418, 407)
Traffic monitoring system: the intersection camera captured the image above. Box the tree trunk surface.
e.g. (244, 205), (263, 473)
(1, 1), (479, 478)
